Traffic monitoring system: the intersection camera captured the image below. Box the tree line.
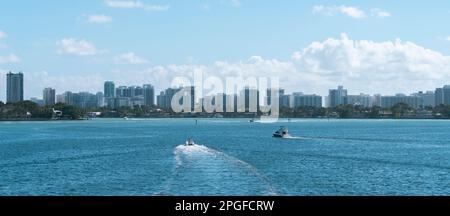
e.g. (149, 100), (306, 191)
(1, 101), (450, 120)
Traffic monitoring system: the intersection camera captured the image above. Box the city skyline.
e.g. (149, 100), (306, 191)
(3, 72), (450, 110)
(1, 1), (450, 101)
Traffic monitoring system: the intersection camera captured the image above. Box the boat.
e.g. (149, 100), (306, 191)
(273, 126), (289, 138)
(185, 138), (195, 146)
(123, 117), (129, 120)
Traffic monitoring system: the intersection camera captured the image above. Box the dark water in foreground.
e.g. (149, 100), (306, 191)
(0, 119), (449, 195)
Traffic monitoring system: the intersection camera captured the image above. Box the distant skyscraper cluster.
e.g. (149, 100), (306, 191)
(104, 82), (155, 109)
(3, 72), (450, 110)
(326, 86), (450, 109)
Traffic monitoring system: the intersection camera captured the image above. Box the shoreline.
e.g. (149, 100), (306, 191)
(1, 117), (449, 122)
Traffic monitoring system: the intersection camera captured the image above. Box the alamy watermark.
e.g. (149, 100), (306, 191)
(169, 71), (280, 122)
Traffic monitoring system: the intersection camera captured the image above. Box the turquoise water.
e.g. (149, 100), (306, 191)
(0, 119), (449, 195)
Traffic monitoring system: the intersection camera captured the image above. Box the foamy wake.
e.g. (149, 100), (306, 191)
(156, 144), (278, 195)
(282, 135), (310, 140)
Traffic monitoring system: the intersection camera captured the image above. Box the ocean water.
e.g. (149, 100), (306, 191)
(0, 118), (449, 196)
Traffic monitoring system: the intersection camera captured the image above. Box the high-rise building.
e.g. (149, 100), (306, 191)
(157, 87), (182, 109)
(292, 92), (322, 108)
(435, 88), (444, 106)
(104, 81), (115, 98)
(56, 94), (65, 104)
(43, 87), (56, 106)
(72, 92), (99, 109)
(96, 92), (104, 107)
(266, 88), (284, 106)
(116, 86), (127, 98)
(413, 91), (435, 107)
(381, 94), (422, 109)
(346, 94), (371, 107)
(444, 85), (450, 106)
(435, 85), (450, 106)
(241, 87), (259, 112)
(371, 94), (382, 107)
(6, 72), (24, 103)
(126, 86), (136, 97)
(63, 91), (74, 105)
(143, 84), (155, 106)
(134, 86), (144, 97)
(328, 86), (347, 107)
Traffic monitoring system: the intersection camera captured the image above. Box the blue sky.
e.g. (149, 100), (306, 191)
(1, 0), (450, 100)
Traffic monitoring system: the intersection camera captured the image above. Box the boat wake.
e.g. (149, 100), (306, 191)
(156, 144), (278, 196)
(282, 135), (308, 140)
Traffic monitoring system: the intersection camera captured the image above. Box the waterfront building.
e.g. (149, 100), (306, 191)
(240, 87), (260, 112)
(6, 72), (24, 103)
(371, 94), (382, 107)
(435, 88), (443, 106)
(380, 94), (422, 109)
(43, 87), (56, 106)
(104, 81), (115, 98)
(292, 92), (323, 108)
(346, 94), (371, 107)
(96, 92), (104, 107)
(434, 85), (450, 106)
(266, 88), (285, 107)
(157, 87), (182, 109)
(56, 94), (65, 104)
(444, 85), (450, 105)
(130, 96), (144, 107)
(63, 91), (74, 106)
(72, 92), (99, 109)
(143, 84), (155, 106)
(328, 86), (347, 107)
(114, 97), (131, 108)
(116, 86), (127, 98)
(134, 86), (144, 97)
(413, 91), (435, 107)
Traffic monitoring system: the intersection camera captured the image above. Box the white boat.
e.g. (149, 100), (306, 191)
(185, 138), (195, 146)
(123, 117), (129, 120)
(273, 126), (289, 138)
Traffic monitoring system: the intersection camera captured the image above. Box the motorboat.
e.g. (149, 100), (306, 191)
(273, 126), (289, 138)
(185, 138), (195, 146)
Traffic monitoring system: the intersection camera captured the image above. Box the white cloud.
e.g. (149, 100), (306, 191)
(116, 52), (149, 64)
(7, 34), (450, 101)
(313, 5), (391, 19)
(86, 14), (112, 24)
(0, 54), (20, 64)
(313, 5), (366, 19)
(105, 0), (170, 11)
(445, 36), (450, 42)
(292, 33), (450, 94)
(230, 0), (242, 7)
(0, 31), (6, 39)
(371, 9), (391, 18)
(57, 38), (100, 56)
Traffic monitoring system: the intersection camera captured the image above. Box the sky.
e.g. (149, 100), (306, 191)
(1, 0), (450, 101)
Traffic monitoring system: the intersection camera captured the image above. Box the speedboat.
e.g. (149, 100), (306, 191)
(185, 138), (195, 146)
(273, 127), (289, 138)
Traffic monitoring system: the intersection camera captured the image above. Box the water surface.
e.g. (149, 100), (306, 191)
(0, 119), (449, 195)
